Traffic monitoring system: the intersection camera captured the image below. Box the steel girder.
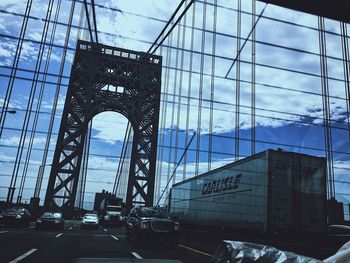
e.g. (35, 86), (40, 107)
(44, 40), (162, 210)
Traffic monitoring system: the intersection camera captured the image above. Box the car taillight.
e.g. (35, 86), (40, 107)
(140, 220), (150, 230)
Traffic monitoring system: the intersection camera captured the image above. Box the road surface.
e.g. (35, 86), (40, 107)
(0, 220), (212, 263)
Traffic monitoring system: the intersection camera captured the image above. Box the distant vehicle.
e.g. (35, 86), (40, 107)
(97, 196), (123, 218)
(81, 213), (99, 229)
(0, 207), (31, 227)
(169, 149), (328, 235)
(126, 206), (180, 246)
(36, 212), (64, 230)
(101, 206), (123, 227)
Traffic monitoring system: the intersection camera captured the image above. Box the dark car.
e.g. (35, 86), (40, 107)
(36, 212), (64, 230)
(0, 207), (31, 227)
(126, 206), (180, 246)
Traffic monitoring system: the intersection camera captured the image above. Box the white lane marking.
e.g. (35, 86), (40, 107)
(103, 228), (107, 232)
(55, 233), (63, 238)
(29, 226), (35, 229)
(9, 248), (37, 263)
(68, 227), (73, 230)
(110, 234), (119, 241)
(131, 252), (143, 259)
(0, 231), (9, 234)
(178, 244), (213, 257)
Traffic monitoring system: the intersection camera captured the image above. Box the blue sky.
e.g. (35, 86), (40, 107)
(0, 0), (349, 217)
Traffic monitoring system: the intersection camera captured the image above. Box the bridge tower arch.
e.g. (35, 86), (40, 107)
(44, 40), (162, 210)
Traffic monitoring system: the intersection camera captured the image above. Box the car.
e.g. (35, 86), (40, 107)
(126, 206), (180, 246)
(81, 213), (99, 229)
(327, 224), (350, 236)
(0, 207), (31, 227)
(36, 212), (64, 230)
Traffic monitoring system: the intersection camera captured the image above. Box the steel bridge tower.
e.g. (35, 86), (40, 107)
(44, 40), (162, 210)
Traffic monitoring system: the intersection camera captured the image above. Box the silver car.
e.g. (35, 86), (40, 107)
(81, 213), (99, 229)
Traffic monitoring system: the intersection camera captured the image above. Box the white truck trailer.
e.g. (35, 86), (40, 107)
(169, 149), (327, 234)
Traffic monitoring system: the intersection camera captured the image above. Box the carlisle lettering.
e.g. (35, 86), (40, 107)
(202, 173), (242, 195)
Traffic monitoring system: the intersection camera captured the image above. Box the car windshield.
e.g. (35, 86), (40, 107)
(42, 212), (61, 219)
(5, 207), (25, 213)
(139, 207), (169, 218)
(106, 206), (122, 212)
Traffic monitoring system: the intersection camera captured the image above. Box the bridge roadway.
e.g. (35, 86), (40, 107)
(0, 220), (211, 263)
(0, 220), (343, 262)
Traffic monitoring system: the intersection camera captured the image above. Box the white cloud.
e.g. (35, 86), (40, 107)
(0, 136), (50, 147)
(91, 112), (130, 144)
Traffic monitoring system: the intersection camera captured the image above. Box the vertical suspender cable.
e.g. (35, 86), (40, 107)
(340, 22), (350, 143)
(83, 0), (95, 43)
(208, 0), (217, 171)
(167, 19), (181, 188)
(78, 0), (92, 208)
(195, 0), (207, 176)
(113, 122), (131, 195)
(157, 35), (173, 201)
(16, 0), (55, 203)
(33, 0), (63, 199)
(39, 0), (76, 205)
(91, 0), (99, 43)
(5, 0), (33, 203)
(183, 2), (196, 180)
(81, 120), (92, 208)
(0, 0), (33, 140)
(155, 46), (164, 202)
(173, 8), (187, 185)
(318, 17), (335, 199)
(235, 0), (242, 162)
(251, 0), (256, 155)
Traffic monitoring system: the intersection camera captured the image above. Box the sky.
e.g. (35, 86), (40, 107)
(0, 0), (349, 218)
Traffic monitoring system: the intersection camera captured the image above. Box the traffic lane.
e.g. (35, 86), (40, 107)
(107, 226), (212, 263)
(0, 220), (76, 263)
(2, 222), (213, 263)
(21, 224), (136, 262)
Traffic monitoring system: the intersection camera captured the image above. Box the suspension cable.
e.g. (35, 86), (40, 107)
(157, 132), (196, 206)
(0, 0), (33, 141)
(91, 0), (99, 43)
(83, 0), (95, 42)
(208, 0), (217, 170)
(17, 0), (56, 203)
(235, 0), (242, 161)
(195, 0), (207, 176)
(147, 0), (195, 55)
(225, 3), (268, 79)
(4, 0), (34, 203)
(183, 2), (196, 180)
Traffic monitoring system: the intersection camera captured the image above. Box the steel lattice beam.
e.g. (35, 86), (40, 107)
(44, 40), (162, 210)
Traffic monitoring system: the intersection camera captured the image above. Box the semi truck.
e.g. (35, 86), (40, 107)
(99, 196), (124, 227)
(169, 149), (327, 234)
